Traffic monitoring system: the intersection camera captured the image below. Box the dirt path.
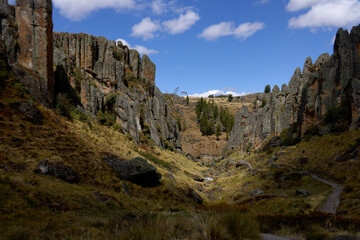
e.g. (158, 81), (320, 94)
(311, 174), (344, 214)
(261, 233), (300, 240)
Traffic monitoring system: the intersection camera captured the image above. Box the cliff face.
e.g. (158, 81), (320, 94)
(0, 0), (181, 150)
(0, 0), (54, 106)
(53, 33), (181, 150)
(226, 25), (360, 153)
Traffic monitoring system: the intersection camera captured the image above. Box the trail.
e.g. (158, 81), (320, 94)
(311, 174), (344, 214)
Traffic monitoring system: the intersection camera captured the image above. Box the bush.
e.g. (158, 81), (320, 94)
(56, 93), (72, 119)
(305, 225), (330, 240)
(264, 85), (271, 93)
(324, 98), (352, 125)
(97, 111), (116, 126)
(197, 215), (230, 240)
(222, 212), (261, 240)
(261, 98), (267, 108)
(228, 94), (233, 102)
(280, 127), (299, 146)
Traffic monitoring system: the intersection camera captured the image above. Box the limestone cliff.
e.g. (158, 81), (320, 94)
(53, 33), (181, 150)
(226, 25), (360, 153)
(0, 0), (54, 106)
(0, 0), (181, 150)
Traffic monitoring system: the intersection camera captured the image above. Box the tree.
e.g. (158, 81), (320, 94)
(216, 124), (221, 139)
(264, 85), (271, 93)
(213, 105), (219, 120)
(186, 95), (189, 106)
(228, 94), (233, 102)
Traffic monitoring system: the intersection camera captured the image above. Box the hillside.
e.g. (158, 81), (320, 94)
(167, 94), (257, 158)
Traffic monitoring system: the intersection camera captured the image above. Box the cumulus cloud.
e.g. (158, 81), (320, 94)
(131, 11), (200, 39)
(131, 17), (161, 40)
(189, 90), (247, 98)
(53, 0), (136, 21)
(162, 10), (200, 34)
(116, 39), (159, 55)
(151, 0), (167, 15)
(198, 21), (265, 41)
(287, 0), (360, 29)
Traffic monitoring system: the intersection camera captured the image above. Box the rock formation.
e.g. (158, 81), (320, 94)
(0, 1), (181, 150)
(0, 0), (54, 105)
(16, 0), (54, 103)
(53, 33), (181, 150)
(226, 25), (360, 153)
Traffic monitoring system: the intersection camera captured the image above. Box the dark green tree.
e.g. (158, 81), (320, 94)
(216, 124), (221, 139)
(264, 85), (271, 93)
(186, 95), (189, 106)
(228, 94), (233, 102)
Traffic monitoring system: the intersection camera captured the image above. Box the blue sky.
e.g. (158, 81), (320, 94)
(36, 0), (360, 96)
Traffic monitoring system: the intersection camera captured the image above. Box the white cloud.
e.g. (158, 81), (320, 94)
(189, 90), (247, 98)
(53, 0), (136, 21)
(287, 0), (360, 29)
(198, 22), (265, 41)
(131, 11), (200, 39)
(162, 10), (200, 34)
(151, 0), (167, 14)
(116, 39), (159, 55)
(131, 17), (161, 40)
(234, 22), (266, 39)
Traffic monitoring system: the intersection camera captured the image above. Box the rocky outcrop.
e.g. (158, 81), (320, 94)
(103, 155), (162, 186)
(0, 0), (54, 106)
(226, 25), (360, 153)
(53, 33), (181, 150)
(15, 0), (54, 104)
(36, 159), (80, 183)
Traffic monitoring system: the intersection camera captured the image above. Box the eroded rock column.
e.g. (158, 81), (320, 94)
(16, 0), (54, 102)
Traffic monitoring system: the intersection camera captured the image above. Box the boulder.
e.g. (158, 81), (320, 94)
(192, 174), (204, 182)
(295, 189), (310, 197)
(251, 189), (264, 196)
(262, 136), (282, 151)
(36, 159), (79, 183)
(19, 101), (43, 125)
(103, 155), (161, 186)
(236, 160), (253, 170)
(185, 187), (203, 204)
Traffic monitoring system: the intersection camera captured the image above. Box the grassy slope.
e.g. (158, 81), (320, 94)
(0, 78), (213, 239)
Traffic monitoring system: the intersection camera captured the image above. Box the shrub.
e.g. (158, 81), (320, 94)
(280, 127), (299, 146)
(197, 215), (230, 240)
(228, 94), (233, 102)
(305, 225), (330, 240)
(324, 98), (352, 125)
(261, 98), (267, 108)
(264, 85), (271, 93)
(113, 47), (123, 61)
(56, 93), (72, 119)
(97, 111), (116, 126)
(70, 108), (89, 123)
(222, 212), (261, 240)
